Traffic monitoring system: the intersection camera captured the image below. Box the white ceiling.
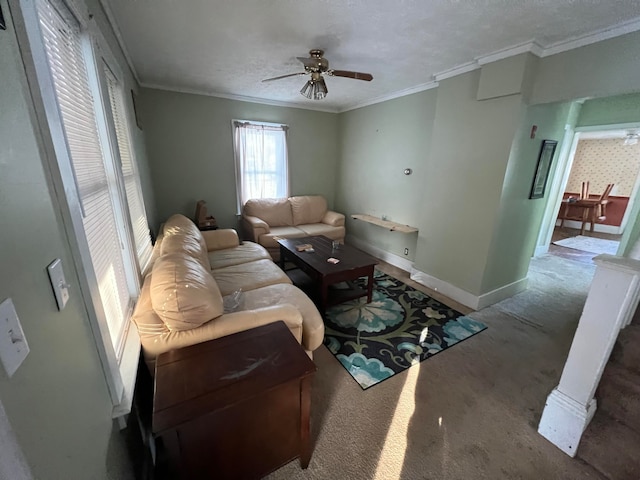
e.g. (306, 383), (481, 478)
(104, 0), (640, 112)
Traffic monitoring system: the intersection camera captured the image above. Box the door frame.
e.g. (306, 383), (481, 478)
(535, 121), (640, 257)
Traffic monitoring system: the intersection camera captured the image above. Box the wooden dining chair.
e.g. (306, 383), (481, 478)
(595, 183), (614, 221)
(580, 181), (590, 200)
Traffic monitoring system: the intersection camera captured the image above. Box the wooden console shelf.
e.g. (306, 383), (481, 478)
(351, 214), (418, 233)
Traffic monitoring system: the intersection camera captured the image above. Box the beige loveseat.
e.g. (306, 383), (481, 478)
(131, 214), (325, 372)
(241, 195), (345, 261)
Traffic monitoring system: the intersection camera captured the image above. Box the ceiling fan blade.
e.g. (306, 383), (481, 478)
(328, 70), (373, 81)
(262, 72), (307, 82)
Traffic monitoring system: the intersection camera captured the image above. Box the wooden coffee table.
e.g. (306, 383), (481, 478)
(278, 235), (378, 312)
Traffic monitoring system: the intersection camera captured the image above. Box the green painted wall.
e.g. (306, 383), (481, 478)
(335, 90), (437, 260)
(481, 101), (576, 292)
(139, 89), (339, 231)
(0, 2), (133, 477)
(532, 30), (640, 105)
(576, 92), (640, 128)
(335, 32), (640, 301)
(412, 70), (524, 295)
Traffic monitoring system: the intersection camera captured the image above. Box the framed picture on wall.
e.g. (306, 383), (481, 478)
(529, 139), (558, 199)
(0, 4), (6, 30)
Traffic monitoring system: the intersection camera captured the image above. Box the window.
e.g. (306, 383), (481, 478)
(233, 120), (289, 209)
(102, 63), (153, 271)
(29, 0), (151, 405)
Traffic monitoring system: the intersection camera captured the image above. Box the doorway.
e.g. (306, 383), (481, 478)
(537, 125), (640, 263)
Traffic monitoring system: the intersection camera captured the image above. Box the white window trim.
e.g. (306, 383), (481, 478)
(12, 0), (140, 418)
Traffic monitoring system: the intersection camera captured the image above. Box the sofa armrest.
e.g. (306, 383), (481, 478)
(241, 215), (270, 242)
(322, 210), (345, 227)
(142, 304), (304, 358)
(201, 229), (240, 251)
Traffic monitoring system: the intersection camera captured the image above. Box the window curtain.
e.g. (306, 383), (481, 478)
(233, 121), (289, 209)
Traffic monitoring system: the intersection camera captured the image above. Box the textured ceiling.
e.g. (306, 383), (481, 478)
(105, 0), (640, 112)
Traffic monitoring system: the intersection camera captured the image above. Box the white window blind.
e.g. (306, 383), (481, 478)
(103, 64), (152, 270)
(36, 0), (132, 354)
(233, 121), (289, 209)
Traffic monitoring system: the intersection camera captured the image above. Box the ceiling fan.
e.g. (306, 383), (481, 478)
(262, 49), (373, 100)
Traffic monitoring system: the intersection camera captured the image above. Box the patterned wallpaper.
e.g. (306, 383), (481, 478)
(566, 139), (640, 197)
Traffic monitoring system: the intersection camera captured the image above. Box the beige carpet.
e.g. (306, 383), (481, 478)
(266, 255), (608, 480)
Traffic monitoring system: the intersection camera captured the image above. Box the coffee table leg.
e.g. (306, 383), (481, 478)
(367, 269), (374, 303)
(320, 279), (328, 313)
(279, 245), (286, 269)
(299, 376), (312, 468)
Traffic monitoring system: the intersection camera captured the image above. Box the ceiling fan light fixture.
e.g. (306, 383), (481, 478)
(300, 77), (328, 100)
(300, 80), (313, 98)
(314, 78), (328, 100)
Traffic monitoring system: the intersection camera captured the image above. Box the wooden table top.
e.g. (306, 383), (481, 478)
(153, 321), (316, 434)
(278, 236), (377, 276)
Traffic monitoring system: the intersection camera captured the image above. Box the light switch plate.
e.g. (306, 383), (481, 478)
(0, 298), (29, 378)
(47, 258), (70, 310)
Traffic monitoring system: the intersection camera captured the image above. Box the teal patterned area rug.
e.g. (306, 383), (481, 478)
(324, 271), (487, 389)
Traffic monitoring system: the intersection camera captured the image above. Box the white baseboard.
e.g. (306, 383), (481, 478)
(410, 268), (479, 309)
(556, 219), (622, 235)
(347, 235), (528, 310)
(534, 244), (549, 257)
(476, 277), (528, 309)
(410, 267), (528, 310)
(538, 388), (597, 457)
(346, 235), (414, 272)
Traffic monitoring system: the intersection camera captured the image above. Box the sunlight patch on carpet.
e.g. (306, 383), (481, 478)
(373, 362), (420, 480)
(324, 271), (487, 389)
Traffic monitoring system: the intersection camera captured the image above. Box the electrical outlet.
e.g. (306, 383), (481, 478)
(404, 248), (409, 255)
(47, 259), (70, 310)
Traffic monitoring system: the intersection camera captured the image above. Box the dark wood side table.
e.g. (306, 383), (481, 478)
(152, 321), (316, 479)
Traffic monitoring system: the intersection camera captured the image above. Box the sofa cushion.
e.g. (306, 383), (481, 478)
(290, 195), (327, 225)
(161, 229), (212, 270)
(211, 259), (291, 296)
(163, 213), (198, 236)
(296, 224), (346, 240)
(244, 198), (293, 227)
(151, 253), (224, 331)
(238, 283), (325, 352)
(208, 242), (271, 270)
(162, 214), (211, 269)
(131, 274), (170, 338)
(259, 226), (308, 249)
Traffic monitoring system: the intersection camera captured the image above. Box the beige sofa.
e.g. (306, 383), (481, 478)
(241, 195), (345, 261)
(131, 214), (325, 372)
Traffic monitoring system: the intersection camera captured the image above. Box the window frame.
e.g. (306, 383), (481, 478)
(232, 119), (290, 212)
(13, 0), (143, 416)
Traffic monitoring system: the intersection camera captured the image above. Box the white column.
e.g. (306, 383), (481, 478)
(538, 254), (640, 457)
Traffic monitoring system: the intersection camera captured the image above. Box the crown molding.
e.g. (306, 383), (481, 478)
(476, 40), (544, 65)
(338, 81), (439, 113)
(433, 61), (479, 82)
(139, 82), (340, 113)
(540, 16), (640, 57)
(98, 0), (140, 85)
